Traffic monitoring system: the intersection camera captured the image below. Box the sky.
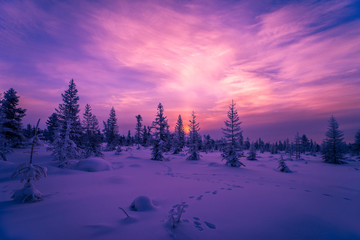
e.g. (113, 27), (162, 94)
(0, 0), (359, 142)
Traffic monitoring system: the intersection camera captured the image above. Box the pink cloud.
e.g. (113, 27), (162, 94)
(1, 0), (359, 141)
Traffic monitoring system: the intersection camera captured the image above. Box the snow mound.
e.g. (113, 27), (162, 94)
(12, 182), (43, 203)
(130, 196), (155, 211)
(76, 158), (111, 172)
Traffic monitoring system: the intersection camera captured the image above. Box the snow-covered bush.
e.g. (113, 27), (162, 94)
(12, 119), (47, 203)
(247, 143), (257, 160)
(115, 145), (122, 155)
(130, 196), (155, 211)
(278, 155), (292, 173)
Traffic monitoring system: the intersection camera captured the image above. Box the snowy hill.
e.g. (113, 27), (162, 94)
(0, 147), (359, 240)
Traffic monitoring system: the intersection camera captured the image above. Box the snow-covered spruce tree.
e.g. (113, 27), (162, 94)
(222, 100), (245, 167)
(151, 103), (169, 161)
(0, 88), (26, 148)
(55, 79), (83, 146)
(135, 114), (143, 148)
(301, 134), (309, 153)
(163, 126), (173, 152)
(50, 120), (81, 167)
(203, 134), (215, 153)
(173, 114), (185, 154)
(45, 113), (59, 143)
(186, 111), (201, 161)
(294, 132), (301, 160)
(12, 119), (47, 203)
(247, 143), (257, 160)
(50, 79), (83, 166)
(278, 155), (291, 173)
(321, 116), (345, 164)
(353, 130), (360, 155)
(103, 107), (119, 150)
(0, 95), (9, 161)
(142, 125), (151, 146)
(82, 104), (103, 157)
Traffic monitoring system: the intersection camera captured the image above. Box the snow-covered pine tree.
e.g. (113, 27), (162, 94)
(55, 79), (82, 146)
(173, 115), (185, 154)
(221, 100), (245, 167)
(50, 120), (81, 167)
(142, 125), (149, 146)
(294, 132), (301, 160)
(135, 115), (143, 147)
(353, 130), (360, 155)
(301, 134), (309, 153)
(126, 130), (132, 146)
(247, 143), (257, 160)
(103, 107), (119, 150)
(50, 79), (83, 166)
(321, 116), (345, 164)
(0, 88), (26, 147)
(278, 155), (291, 173)
(151, 103), (169, 161)
(203, 134), (215, 153)
(45, 113), (59, 143)
(82, 104), (102, 157)
(0, 94), (9, 161)
(163, 126), (173, 152)
(186, 111), (201, 161)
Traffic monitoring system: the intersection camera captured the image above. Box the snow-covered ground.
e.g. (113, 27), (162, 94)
(1, 147), (359, 240)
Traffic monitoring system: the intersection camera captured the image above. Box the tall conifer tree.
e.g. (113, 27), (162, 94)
(0, 88), (26, 147)
(82, 104), (102, 157)
(222, 100), (244, 167)
(173, 114), (185, 154)
(186, 111), (201, 160)
(322, 116), (345, 164)
(151, 103), (169, 161)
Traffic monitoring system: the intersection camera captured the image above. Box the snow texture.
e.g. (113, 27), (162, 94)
(76, 158), (112, 172)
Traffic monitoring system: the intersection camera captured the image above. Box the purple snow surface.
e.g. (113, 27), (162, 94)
(0, 147), (359, 240)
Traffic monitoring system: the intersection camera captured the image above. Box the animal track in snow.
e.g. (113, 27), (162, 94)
(204, 221), (216, 229)
(191, 217), (216, 231)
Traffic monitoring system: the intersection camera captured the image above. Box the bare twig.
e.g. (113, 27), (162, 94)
(118, 207), (130, 218)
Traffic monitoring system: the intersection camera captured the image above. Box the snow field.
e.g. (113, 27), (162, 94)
(0, 147), (359, 240)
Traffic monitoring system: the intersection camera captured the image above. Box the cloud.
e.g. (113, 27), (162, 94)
(0, 0), (359, 141)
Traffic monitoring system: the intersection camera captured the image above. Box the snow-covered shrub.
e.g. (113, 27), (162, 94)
(12, 162), (47, 182)
(130, 196), (155, 211)
(247, 143), (257, 160)
(278, 155), (292, 173)
(12, 182), (44, 203)
(168, 202), (188, 228)
(115, 145), (122, 155)
(12, 119), (47, 203)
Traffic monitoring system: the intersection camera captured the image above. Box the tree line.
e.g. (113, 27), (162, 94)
(1, 79), (360, 166)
